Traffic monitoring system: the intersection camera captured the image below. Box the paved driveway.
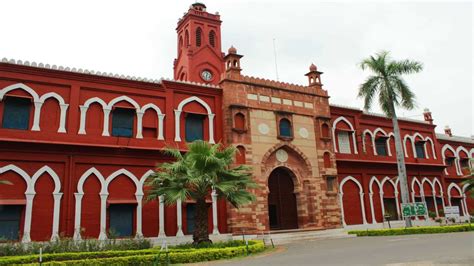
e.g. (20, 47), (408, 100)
(206, 232), (474, 266)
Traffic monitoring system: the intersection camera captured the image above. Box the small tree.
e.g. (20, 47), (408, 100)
(146, 141), (257, 244)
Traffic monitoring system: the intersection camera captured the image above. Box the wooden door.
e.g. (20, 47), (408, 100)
(268, 168), (298, 230)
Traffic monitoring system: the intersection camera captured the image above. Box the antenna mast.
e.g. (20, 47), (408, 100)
(273, 38), (279, 81)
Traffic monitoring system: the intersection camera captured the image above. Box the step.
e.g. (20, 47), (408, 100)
(256, 228), (355, 245)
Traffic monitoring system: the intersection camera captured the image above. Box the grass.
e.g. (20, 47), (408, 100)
(348, 224), (473, 236)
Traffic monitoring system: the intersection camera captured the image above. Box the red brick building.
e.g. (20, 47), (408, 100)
(0, 2), (472, 242)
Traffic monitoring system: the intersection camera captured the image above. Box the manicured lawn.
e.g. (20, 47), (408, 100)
(348, 224), (473, 236)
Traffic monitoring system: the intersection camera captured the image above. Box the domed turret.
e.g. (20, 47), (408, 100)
(228, 45), (237, 54)
(191, 2), (207, 11)
(309, 63), (317, 71)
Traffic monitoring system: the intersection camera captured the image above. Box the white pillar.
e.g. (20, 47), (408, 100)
(31, 101), (43, 131)
(22, 193), (35, 243)
(462, 195), (469, 217)
(394, 192), (401, 220)
(73, 193), (83, 240)
(359, 192), (367, 224)
(379, 192), (386, 221)
(433, 194), (439, 217)
(158, 196), (166, 238)
(387, 138), (392, 156)
(135, 194), (143, 238)
(339, 193), (347, 227)
(101, 108), (111, 136)
(78, 106), (88, 134)
(174, 110), (181, 142)
(448, 195), (452, 206)
(176, 199), (184, 237)
(58, 104), (69, 133)
(208, 113), (215, 144)
(157, 114), (165, 140)
(98, 193), (108, 240)
(50, 193), (63, 241)
(440, 192), (446, 215)
(211, 189), (220, 235)
(352, 131), (358, 154)
(136, 111), (144, 139)
(369, 192), (376, 224)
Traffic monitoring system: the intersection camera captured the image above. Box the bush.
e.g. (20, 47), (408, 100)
(348, 224), (473, 236)
(0, 240), (266, 265)
(0, 238), (151, 257)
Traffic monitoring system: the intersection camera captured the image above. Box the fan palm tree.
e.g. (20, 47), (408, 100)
(358, 51), (423, 227)
(146, 141), (257, 244)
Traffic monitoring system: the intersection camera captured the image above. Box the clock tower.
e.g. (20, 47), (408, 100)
(173, 2), (225, 85)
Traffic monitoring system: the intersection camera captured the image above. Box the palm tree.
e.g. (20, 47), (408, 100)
(358, 51), (423, 227)
(146, 141), (257, 244)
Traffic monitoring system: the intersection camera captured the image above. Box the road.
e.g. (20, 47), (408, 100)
(207, 232), (474, 266)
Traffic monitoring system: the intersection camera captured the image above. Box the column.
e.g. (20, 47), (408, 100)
(394, 192), (401, 220)
(174, 110), (181, 141)
(339, 192), (347, 227)
(78, 106), (88, 134)
(462, 195), (469, 218)
(379, 192), (385, 221)
(433, 194), (439, 217)
(440, 192), (446, 214)
(22, 193), (35, 243)
(176, 199), (184, 237)
(98, 193), (108, 240)
(208, 113), (215, 144)
(135, 194), (144, 238)
(157, 114), (165, 140)
(58, 104), (69, 133)
(136, 111), (144, 139)
(31, 101), (43, 131)
(158, 196), (166, 238)
(359, 192), (368, 224)
(101, 108), (111, 136)
(73, 193), (83, 240)
(211, 190), (219, 235)
(369, 192), (376, 224)
(50, 193), (63, 241)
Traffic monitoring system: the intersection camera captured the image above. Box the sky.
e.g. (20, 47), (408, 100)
(1, 0), (472, 136)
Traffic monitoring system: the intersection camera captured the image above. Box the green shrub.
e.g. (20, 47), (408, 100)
(0, 241), (265, 265)
(348, 224), (473, 236)
(0, 238), (151, 257)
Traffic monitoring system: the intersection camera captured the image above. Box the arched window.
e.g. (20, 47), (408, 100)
(337, 131), (351, 154)
(2, 96), (31, 130)
(185, 30), (190, 46)
(236, 145), (246, 164)
(234, 113), (245, 131)
(111, 108), (135, 137)
(375, 137), (388, 156)
(415, 141), (426, 158)
(279, 118), (292, 138)
(209, 30), (216, 47)
(196, 28), (202, 47)
(321, 123), (330, 138)
(323, 152), (331, 168)
(179, 36), (183, 48)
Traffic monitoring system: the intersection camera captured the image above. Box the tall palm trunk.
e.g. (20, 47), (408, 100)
(193, 198), (211, 244)
(391, 104), (413, 227)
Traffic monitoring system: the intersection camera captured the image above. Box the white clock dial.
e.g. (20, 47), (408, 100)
(201, 70), (213, 81)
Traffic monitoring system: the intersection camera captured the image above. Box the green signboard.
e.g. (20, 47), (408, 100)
(401, 202), (427, 217)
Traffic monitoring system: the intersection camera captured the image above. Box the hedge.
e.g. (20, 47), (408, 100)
(0, 241), (265, 265)
(348, 224), (474, 236)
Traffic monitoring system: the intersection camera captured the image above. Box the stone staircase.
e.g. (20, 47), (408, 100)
(256, 228), (355, 245)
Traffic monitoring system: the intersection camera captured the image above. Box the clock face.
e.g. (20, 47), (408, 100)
(201, 70), (213, 81)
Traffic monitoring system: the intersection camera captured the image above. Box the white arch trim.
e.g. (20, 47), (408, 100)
(339, 176), (367, 225)
(362, 129), (374, 154)
(403, 135), (414, 157)
(368, 176), (382, 224)
(412, 133), (428, 159)
(441, 144), (458, 175)
(174, 96), (215, 143)
(0, 83), (69, 132)
(332, 116), (358, 154)
(0, 164), (62, 242)
(73, 167), (154, 240)
(78, 96), (165, 139)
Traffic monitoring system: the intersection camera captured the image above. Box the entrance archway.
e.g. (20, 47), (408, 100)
(268, 167), (298, 230)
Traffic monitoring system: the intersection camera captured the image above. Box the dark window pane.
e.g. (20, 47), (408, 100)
(326, 176), (335, 192)
(112, 108), (134, 137)
(279, 119), (292, 137)
(186, 203), (196, 234)
(415, 142), (425, 158)
(0, 205), (22, 240)
(185, 114), (205, 142)
(109, 204), (134, 237)
(375, 138), (388, 156)
(2, 97), (30, 130)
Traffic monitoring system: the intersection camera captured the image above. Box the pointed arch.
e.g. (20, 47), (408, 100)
(332, 116), (358, 154)
(82, 97), (107, 109)
(175, 96), (215, 143)
(339, 176), (367, 225)
(368, 176), (382, 194)
(403, 135), (415, 157)
(411, 177), (422, 198)
(447, 183), (462, 198)
(260, 142), (313, 174)
(362, 129), (375, 154)
(104, 168), (140, 194)
(0, 83), (40, 102)
(107, 96), (140, 110)
(77, 167), (106, 194)
(31, 166), (61, 194)
(424, 137), (436, 159)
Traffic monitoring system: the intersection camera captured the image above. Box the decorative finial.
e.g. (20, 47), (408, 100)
(228, 45), (237, 54)
(309, 63), (317, 71)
